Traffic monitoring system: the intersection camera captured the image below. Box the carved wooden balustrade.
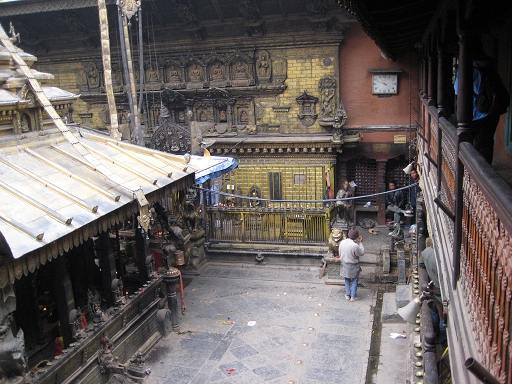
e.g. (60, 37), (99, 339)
(205, 207), (330, 244)
(418, 98), (512, 383)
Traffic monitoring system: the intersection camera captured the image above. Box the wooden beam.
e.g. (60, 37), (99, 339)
(211, 0), (224, 21)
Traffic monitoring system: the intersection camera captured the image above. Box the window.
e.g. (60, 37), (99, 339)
(294, 174), (306, 184)
(268, 172), (282, 200)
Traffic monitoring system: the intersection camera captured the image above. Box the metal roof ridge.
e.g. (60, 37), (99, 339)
(24, 147), (121, 202)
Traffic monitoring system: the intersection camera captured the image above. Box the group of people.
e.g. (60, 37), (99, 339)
(337, 167), (421, 303)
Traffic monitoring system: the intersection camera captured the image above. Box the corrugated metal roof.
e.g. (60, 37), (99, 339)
(0, 126), (235, 262)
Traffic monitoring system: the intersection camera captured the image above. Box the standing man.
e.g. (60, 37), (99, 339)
(409, 169), (421, 224)
(339, 227), (365, 301)
(454, 39), (509, 164)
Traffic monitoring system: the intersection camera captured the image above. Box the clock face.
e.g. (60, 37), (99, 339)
(372, 74), (398, 94)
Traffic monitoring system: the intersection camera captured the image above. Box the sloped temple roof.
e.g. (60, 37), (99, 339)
(0, 21), (237, 288)
(0, 128), (236, 287)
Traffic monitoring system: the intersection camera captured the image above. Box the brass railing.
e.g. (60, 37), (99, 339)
(418, 98), (512, 383)
(205, 207), (330, 244)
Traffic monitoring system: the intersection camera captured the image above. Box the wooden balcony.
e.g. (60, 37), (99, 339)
(418, 99), (512, 383)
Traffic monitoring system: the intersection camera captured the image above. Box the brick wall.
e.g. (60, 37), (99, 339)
(339, 24), (420, 128)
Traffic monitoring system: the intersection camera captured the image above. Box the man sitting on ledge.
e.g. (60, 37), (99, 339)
(385, 180), (412, 225)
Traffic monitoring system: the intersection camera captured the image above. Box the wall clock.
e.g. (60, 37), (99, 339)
(372, 73), (398, 94)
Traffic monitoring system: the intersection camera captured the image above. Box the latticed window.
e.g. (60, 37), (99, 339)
(385, 156), (411, 199)
(347, 158), (377, 206)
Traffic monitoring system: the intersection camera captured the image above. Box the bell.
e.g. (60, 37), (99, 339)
(398, 297), (423, 324)
(403, 162), (415, 175)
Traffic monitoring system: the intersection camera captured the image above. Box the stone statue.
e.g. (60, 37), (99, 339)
(88, 288), (106, 323)
(0, 284), (27, 380)
(70, 307), (86, 341)
(327, 228), (345, 257)
(335, 181), (354, 223)
(249, 186), (261, 207)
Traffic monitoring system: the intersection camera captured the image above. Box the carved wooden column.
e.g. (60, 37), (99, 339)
(437, 38), (452, 118)
(421, 51), (428, 99)
(453, 29), (474, 286)
(427, 43), (438, 107)
(53, 256), (75, 347)
(97, 231), (117, 308)
(135, 226), (150, 287)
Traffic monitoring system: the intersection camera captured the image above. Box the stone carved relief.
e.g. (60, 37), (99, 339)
(86, 62), (101, 90)
(256, 50), (271, 83)
(332, 101), (348, 142)
(318, 75), (337, 126)
(149, 120), (190, 154)
(166, 64), (182, 82)
(77, 68), (89, 92)
(145, 60), (160, 84)
(187, 62), (205, 89)
(296, 91), (318, 127)
(272, 58), (287, 84)
(111, 65), (124, 93)
(228, 51), (255, 87)
(207, 59), (228, 87)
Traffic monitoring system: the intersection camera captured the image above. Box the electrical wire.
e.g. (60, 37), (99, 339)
(193, 183), (419, 204)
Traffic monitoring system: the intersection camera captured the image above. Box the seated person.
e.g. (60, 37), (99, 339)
(385, 180), (411, 224)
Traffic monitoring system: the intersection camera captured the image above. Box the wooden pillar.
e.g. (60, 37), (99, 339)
(53, 256), (74, 348)
(427, 44), (438, 107)
(97, 231), (117, 308)
(421, 52), (428, 99)
(453, 28), (474, 287)
(437, 37), (452, 118)
(135, 226), (149, 286)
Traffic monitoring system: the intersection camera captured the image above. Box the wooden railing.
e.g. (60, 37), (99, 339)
(205, 207), (330, 244)
(418, 99), (512, 383)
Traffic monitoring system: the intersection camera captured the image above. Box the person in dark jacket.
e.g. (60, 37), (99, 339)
(386, 181), (410, 224)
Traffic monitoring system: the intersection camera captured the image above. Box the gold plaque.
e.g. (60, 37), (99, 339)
(394, 135), (407, 144)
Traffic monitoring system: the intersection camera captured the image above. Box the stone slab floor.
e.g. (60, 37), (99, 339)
(144, 263), (376, 384)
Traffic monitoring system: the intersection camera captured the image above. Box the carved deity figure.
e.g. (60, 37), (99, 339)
(147, 66), (159, 83)
(240, 110), (248, 122)
(318, 76), (337, 119)
(256, 51), (271, 79)
(211, 63), (225, 80)
(219, 109), (227, 122)
(189, 65), (202, 81)
(233, 61), (248, 79)
(249, 186), (261, 207)
(167, 66), (180, 81)
(321, 88), (335, 117)
(0, 285), (26, 380)
(87, 63), (100, 89)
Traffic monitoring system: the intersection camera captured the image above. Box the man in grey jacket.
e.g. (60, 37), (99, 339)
(339, 227), (365, 301)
